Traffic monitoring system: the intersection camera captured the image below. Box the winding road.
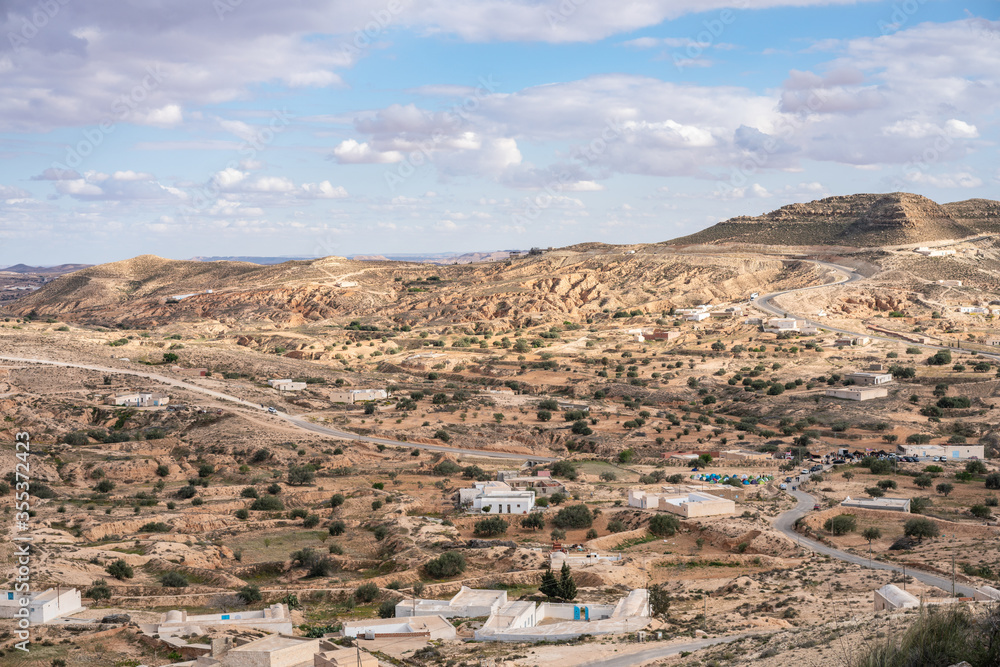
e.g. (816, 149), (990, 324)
(0, 355), (556, 463)
(756, 258), (1000, 361)
(774, 467), (977, 597)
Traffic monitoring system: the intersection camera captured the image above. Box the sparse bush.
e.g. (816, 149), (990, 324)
(649, 514), (680, 537)
(160, 571), (188, 588)
(106, 559), (134, 580)
(424, 551), (466, 579)
(823, 514), (857, 536)
(250, 495), (284, 511)
(552, 504), (593, 529)
(354, 582), (379, 603)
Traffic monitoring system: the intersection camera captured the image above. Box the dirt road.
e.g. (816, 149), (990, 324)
(0, 355), (557, 462)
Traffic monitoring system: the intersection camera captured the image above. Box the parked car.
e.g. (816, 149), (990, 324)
(785, 477), (793, 483)
(267, 407), (277, 414)
(801, 469), (810, 475)
(811, 465), (823, 472)
(832, 458), (846, 464)
(779, 483), (788, 490)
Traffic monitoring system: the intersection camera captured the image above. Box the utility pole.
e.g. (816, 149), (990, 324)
(902, 565), (906, 591)
(952, 555), (956, 597)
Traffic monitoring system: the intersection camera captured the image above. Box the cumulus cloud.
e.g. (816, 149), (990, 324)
(331, 140), (403, 164)
(301, 181), (349, 199)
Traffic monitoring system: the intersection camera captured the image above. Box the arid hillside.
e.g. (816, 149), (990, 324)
(8, 249), (822, 329)
(671, 192), (997, 247)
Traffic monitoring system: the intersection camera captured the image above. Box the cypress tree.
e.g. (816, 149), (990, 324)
(539, 568), (560, 598)
(558, 562), (577, 601)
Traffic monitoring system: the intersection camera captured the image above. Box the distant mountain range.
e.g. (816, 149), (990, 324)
(0, 263), (91, 275)
(191, 251), (518, 265)
(669, 192), (1000, 247)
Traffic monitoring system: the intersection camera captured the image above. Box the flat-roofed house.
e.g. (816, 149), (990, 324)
(847, 372), (893, 386)
(825, 387), (889, 401)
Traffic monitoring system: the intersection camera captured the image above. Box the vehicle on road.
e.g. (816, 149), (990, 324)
(813, 504), (822, 511)
(267, 407), (277, 414)
(810, 465), (823, 472)
(801, 469), (810, 475)
(779, 483), (788, 490)
(750, 292), (759, 300)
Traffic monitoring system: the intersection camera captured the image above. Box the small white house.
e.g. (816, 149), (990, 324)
(0, 588), (83, 623)
(268, 379), (307, 391)
(459, 481), (535, 514)
(846, 372), (893, 386)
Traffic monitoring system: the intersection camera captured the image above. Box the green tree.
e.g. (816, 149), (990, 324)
(698, 453), (713, 467)
(537, 410), (552, 422)
(86, 579), (111, 601)
(237, 584), (262, 604)
(474, 516), (509, 537)
(287, 465), (315, 486)
(424, 551), (466, 578)
(378, 600), (396, 618)
(539, 568), (560, 598)
(160, 571), (189, 588)
(354, 582), (379, 603)
(823, 514), (857, 536)
(649, 513), (680, 537)
(106, 559), (134, 580)
(914, 475), (933, 489)
(862, 527), (882, 544)
(648, 584), (671, 618)
(904, 517), (939, 541)
(966, 460), (988, 475)
(970, 504), (992, 519)
(521, 513), (545, 531)
(557, 562), (577, 601)
(162, 352), (179, 364)
(936, 482), (954, 497)
(552, 504), (593, 529)
(618, 449), (635, 464)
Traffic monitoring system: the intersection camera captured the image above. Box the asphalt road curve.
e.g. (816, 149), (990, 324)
(0, 355), (557, 463)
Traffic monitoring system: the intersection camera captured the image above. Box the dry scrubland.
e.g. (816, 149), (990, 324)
(2, 222), (1000, 665)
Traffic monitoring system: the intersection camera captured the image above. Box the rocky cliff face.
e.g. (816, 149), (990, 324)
(671, 192), (999, 247)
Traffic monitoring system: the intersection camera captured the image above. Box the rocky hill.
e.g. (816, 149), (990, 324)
(670, 192), (995, 247)
(5, 249), (820, 329)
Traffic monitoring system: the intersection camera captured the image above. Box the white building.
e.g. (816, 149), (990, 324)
(328, 388), (389, 403)
(897, 444), (985, 460)
(825, 387), (889, 401)
(341, 615), (456, 640)
(959, 306), (988, 314)
(846, 372), (893, 386)
(874, 584), (920, 611)
(474, 589), (650, 642)
(459, 481), (535, 514)
(145, 603), (293, 637)
(764, 318), (818, 334)
(0, 588), (83, 623)
(710, 306), (743, 319)
(107, 392), (170, 407)
(915, 247), (955, 257)
(841, 496), (911, 513)
(936, 279), (962, 287)
(268, 379), (308, 392)
(396, 587), (507, 619)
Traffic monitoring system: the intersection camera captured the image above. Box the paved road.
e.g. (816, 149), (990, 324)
(755, 259), (1000, 361)
(0, 355), (557, 463)
(773, 467), (977, 598)
(579, 632), (765, 667)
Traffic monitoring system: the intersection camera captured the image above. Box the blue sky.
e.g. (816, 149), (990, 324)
(0, 0), (997, 264)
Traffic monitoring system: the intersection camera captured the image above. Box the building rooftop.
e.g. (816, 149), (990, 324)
(451, 588), (506, 607)
(842, 496), (910, 509)
(876, 584), (919, 608)
(230, 634), (317, 652)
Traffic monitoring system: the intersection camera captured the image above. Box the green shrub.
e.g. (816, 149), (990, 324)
(354, 582), (379, 603)
(649, 514), (680, 537)
(160, 572), (189, 588)
(237, 584), (262, 604)
(106, 559), (134, 580)
(250, 495), (284, 511)
(424, 551), (466, 578)
(474, 516), (509, 537)
(328, 520), (346, 536)
(552, 504), (593, 529)
(823, 514), (857, 536)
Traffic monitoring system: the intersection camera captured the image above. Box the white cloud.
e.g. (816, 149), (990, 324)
(112, 170), (154, 181)
(905, 171), (983, 188)
(332, 139), (403, 164)
(139, 104), (184, 128)
(301, 181), (349, 199)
